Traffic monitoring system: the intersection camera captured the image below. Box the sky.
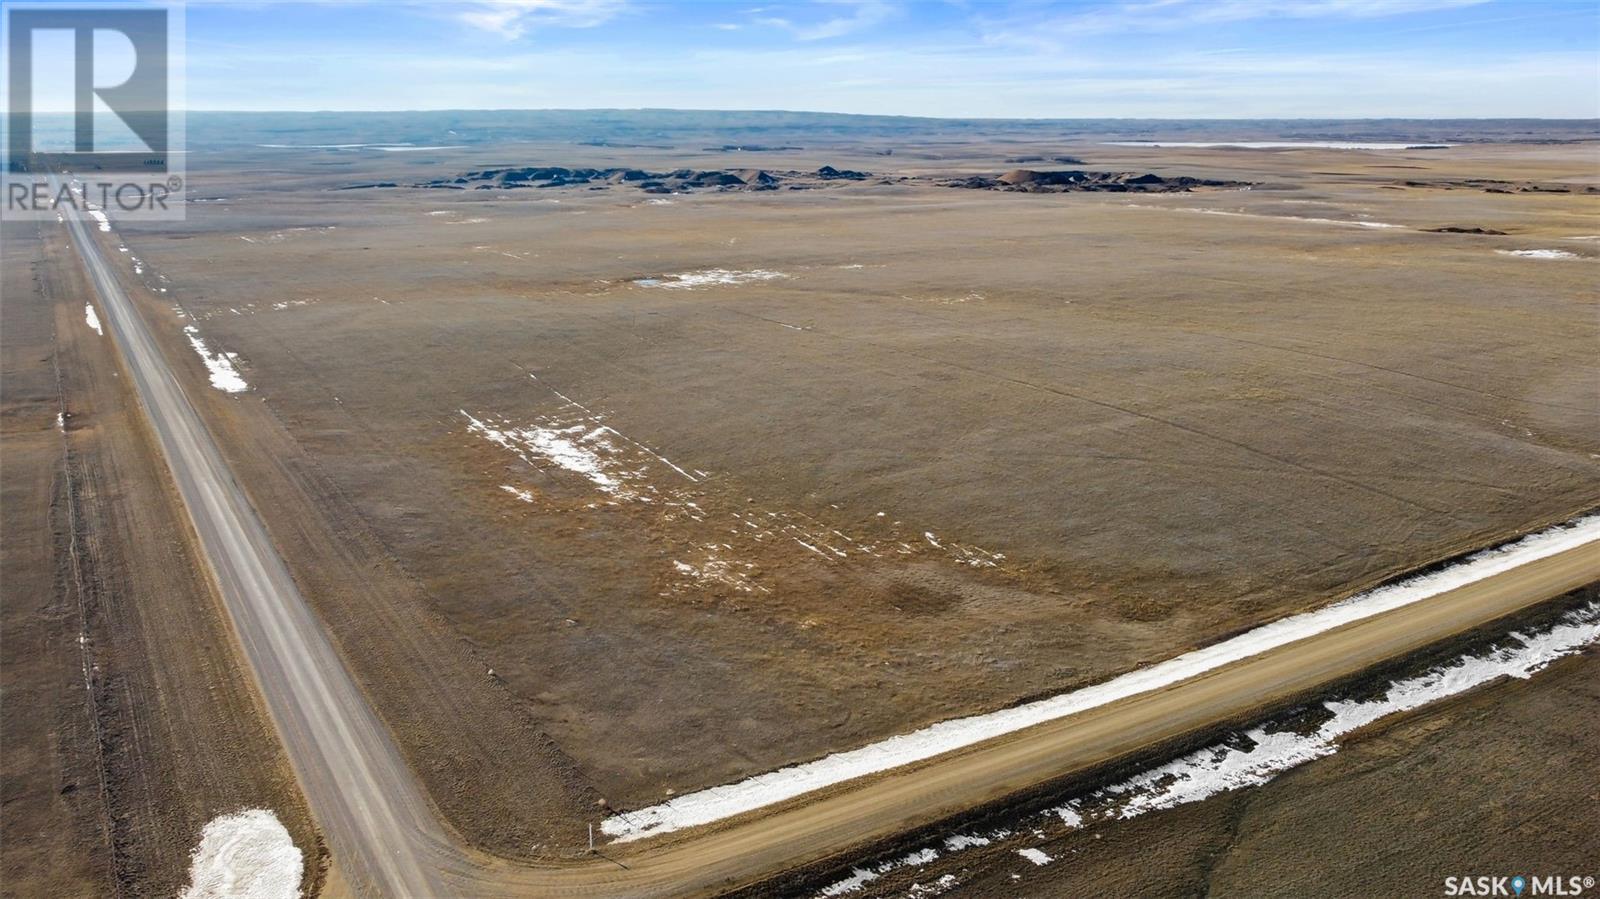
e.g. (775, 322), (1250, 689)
(34, 0), (1600, 117)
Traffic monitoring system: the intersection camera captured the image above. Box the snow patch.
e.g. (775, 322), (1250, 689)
(183, 326), (249, 393)
(820, 849), (939, 896)
(84, 303), (103, 335)
(87, 209), (110, 232)
(905, 874), (960, 898)
(1104, 140), (1450, 150)
(671, 544), (768, 594)
(635, 269), (788, 289)
(178, 809), (301, 899)
(1124, 204), (1401, 229)
(257, 142), (461, 153)
(601, 515), (1599, 842)
(464, 386), (1004, 603)
(1498, 249), (1581, 260)
(1017, 848), (1054, 866)
(464, 412), (638, 499)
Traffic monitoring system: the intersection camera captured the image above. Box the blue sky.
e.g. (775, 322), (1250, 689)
(138, 1), (1600, 116)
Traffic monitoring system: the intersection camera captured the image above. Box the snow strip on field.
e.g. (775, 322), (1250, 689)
(815, 600), (1600, 896)
(1067, 601), (1600, 823)
(634, 269), (787, 289)
(87, 209), (111, 232)
(84, 303), (103, 335)
(906, 874), (961, 898)
(1497, 249), (1581, 260)
(1123, 204), (1402, 229)
(463, 412), (637, 498)
(1104, 140), (1450, 149)
(603, 514), (1600, 842)
(464, 391), (1005, 596)
(182, 326), (249, 393)
(179, 809), (301, 899)
(256, 142), (462, 152)
(820, 849), (940, 897)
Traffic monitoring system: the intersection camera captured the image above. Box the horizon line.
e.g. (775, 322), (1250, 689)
(24, 107), (1600, 124)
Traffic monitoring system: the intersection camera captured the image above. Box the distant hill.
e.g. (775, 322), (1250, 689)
(180, 109), (1600, 151)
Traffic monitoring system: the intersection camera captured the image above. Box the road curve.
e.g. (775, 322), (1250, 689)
(58, 189), (1600, 898)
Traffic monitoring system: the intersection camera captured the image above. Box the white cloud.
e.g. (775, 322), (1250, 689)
(177, 0), (1597, 117)
(757, 0), (898, 41)
(981, 0), (1491, 43)
(455, 0), (625, 39)
(188, 0), (627, 40)
(186, 36), (1598, 117)
(1182, 0), (1492, 23)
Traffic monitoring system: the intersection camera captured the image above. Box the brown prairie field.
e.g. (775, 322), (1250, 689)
(4, 122), (1598, 889)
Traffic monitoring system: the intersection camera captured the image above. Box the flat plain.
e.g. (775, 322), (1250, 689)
(4, 113), (1596, 894)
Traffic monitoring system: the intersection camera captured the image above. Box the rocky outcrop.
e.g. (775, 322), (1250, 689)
(382, 165), (877, 194)
(948, 169), (1244, 193)
(345, 163), (1241, 197)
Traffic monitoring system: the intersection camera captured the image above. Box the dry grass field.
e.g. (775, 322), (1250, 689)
(6, 115), (1596, 887)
